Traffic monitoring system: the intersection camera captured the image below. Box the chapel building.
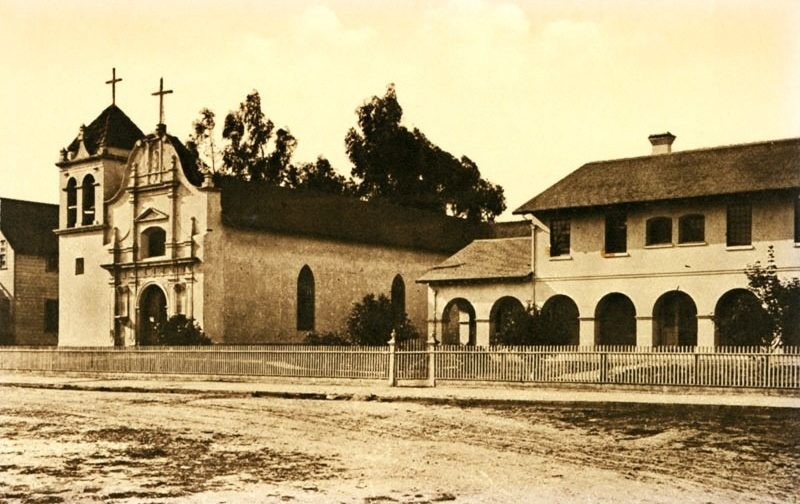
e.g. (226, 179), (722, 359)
(56, 99), (494, 346)
(420, 134), (800, 347)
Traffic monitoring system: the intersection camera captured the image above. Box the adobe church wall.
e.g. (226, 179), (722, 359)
(11, 254), (58, 345)
(58, 230), (111, 346)
(212, 226), (448, 343)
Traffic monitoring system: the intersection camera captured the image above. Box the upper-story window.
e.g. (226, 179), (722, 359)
(645, 217), (672, 246)
(726, 202), (751, 246)
(549, 218), (571, 256)
(66, 178), (77, 228)
(141, 227), (167, 259)
(604, 211), (627, 254)
(678, 214), (705, 243)
(0, 240), (7, 270)
(81, 174), (96, 226)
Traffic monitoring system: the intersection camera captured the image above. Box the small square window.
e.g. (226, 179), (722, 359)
(679, 214), (705, 243)
(75, 257), (84, 275)
(549, 218), (571, 257)
(645, 217), (672, 246)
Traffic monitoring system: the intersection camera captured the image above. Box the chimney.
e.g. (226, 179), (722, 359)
(648, 132), (675, 155)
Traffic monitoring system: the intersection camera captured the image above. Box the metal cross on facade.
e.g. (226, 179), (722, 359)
(151, 77), (173, 125)
(105, 68), (122, 105)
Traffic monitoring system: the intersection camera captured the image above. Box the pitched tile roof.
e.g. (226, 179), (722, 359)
(417, 237), (531, 283)
(66, 104), (145, 156)
(218, 179), (497, 254)
(0, 198), (58, 256)
(514, 137), (800, 214)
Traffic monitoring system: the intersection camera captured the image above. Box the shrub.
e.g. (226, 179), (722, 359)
(303, 331), (351, 346)
(346, 293), (419, 346)
(491, 306), (574, 346)
(742, 246), (800, 346)
(154, 315), (211, 345)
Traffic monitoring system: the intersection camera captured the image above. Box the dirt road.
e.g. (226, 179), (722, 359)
(0, 386), (797, 503)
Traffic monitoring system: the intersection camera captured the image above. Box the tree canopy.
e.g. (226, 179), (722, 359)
(346, 84), (505, 221)
(188, 85), (505, 222)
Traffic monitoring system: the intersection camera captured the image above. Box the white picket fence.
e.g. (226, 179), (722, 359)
(0, 345), (798, 389)
(434, 345), (800, 388)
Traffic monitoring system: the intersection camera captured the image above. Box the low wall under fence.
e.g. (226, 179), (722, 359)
(0, 345), (798, 390)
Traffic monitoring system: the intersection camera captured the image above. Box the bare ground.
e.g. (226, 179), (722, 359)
(0, 386), (797, 503)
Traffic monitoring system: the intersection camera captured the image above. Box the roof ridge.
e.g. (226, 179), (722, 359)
(585, 136), (800, 167)
(0, 196), (58, 207)
(514, 135), (799, 214)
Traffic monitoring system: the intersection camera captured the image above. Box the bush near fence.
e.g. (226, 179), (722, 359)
(0, 345), (798, 389)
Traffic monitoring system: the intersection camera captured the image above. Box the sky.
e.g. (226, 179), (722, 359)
(1, 0), (798, 219)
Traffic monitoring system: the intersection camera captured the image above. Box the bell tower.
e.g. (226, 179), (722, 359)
(55, 69), (145, 346)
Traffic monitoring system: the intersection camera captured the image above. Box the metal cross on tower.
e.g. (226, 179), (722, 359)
(105, 68), (122, 105)
(151, 77), (173, 125)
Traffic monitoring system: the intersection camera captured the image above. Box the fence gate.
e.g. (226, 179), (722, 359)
(391, 340), (432, 386)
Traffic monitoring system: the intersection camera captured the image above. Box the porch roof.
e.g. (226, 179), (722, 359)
(418, 237), (531, 283)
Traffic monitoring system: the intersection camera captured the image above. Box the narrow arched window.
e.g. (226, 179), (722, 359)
(66, 178), (77, 228)
(391, 275), (406, 323)
(81, 174), (96, 225)
(141, 227), (166, 258)
(645, 217), (672, 246)
(297, 266), (315, 331)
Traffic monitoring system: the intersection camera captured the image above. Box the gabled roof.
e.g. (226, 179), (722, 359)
(0, 198), (58, 256)
(417, 237), (531, 283)
(514, 137), (800, 214)
(218, 179), (496, 254)
(66, 104), (145, 156)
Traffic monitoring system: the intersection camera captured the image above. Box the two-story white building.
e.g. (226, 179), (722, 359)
(420, 134), (800, 347)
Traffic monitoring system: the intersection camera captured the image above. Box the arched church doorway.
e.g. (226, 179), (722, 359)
(489, 296), (525, 343)
(541, 295), (580, 345)
(441, 298), (476, 345)
(653, 291), (697, 346)
(138, 285), (167, 345)
(595, 293), (636, 346)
